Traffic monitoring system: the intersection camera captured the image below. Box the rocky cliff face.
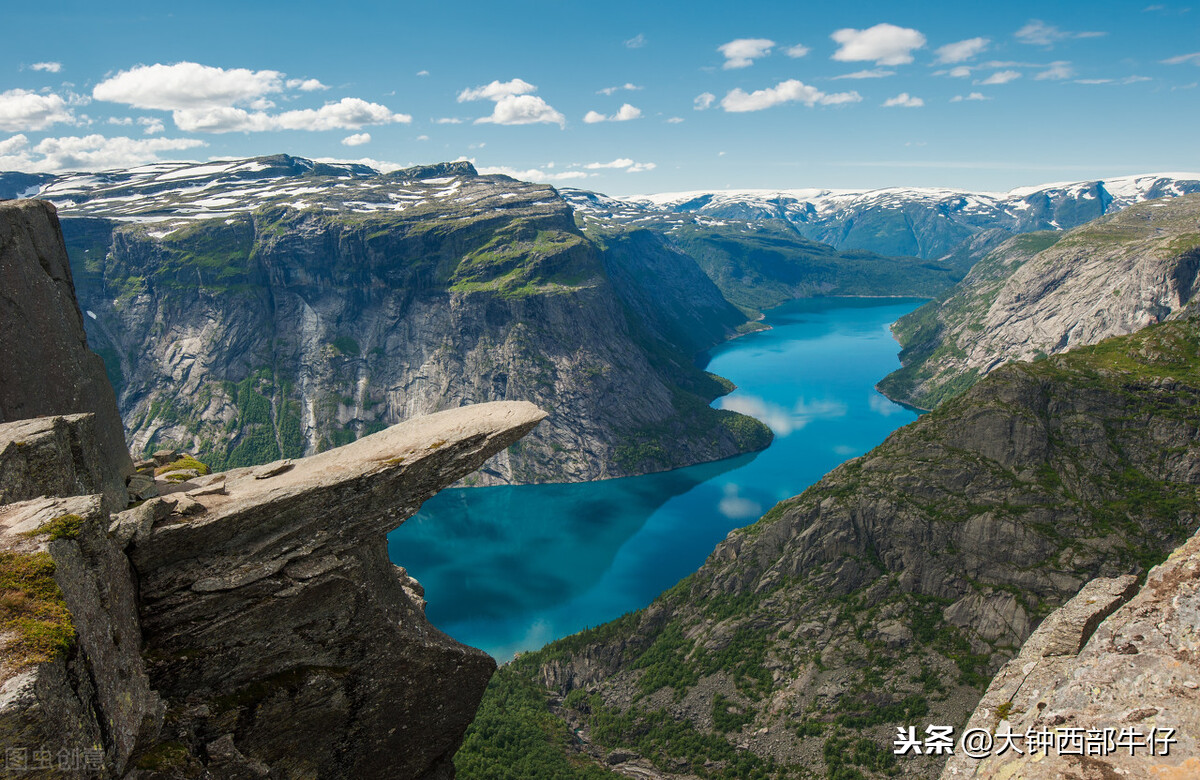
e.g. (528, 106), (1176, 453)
(879, 194), (1200, 409)
(942, 524), (1200, 779)
(0, 199), (549, 778)
(40, 156), (767, 484)
(461, 317), (1200, 779)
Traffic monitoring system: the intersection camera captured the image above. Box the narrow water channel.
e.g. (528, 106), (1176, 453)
(387, 297), (924, 660)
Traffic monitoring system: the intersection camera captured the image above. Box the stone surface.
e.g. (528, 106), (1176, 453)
(0, 414), (111, 507)
(0, 200), (132, 510)
(941, 528), (1200, 779)
(130, 401), (546, 778)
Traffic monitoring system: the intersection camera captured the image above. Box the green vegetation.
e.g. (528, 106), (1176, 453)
(27, 513), (84, 541)
(0, 551), (74, 668)
(155, 454), (211, 479)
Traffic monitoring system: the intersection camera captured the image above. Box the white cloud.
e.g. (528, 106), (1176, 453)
(1162, 52), (1200, 65)
(833, 69), (896, 79)
(666, 116), (684, 123)
(694, 92), (716, 110)
(416, 134), (429, 141)
(717, 484), (761, 520)
(785, 44), (810, 58)
(1035, 61), (1075, 80)
(341, 132), (371, 146)
(883, 92), (924, 107)
(719, 79), (862, 112)
(173, 98), (410, 133)
(980, 70), (1022, 85)
(718, 38), (775, 69)
(583, 103), (641, 123)
(477, 164), (588, 182)
(582, 158), (655, 172)
(1076, 75), (1152, 85)
(598, 83), (641, 95)
(475, 95), (565, 127)
(433, 117), (464, 124)
(0, 89), (76, 132)
(30, 62), (62, 73)
(93, 62), (284, 110)
(0, 133), (205, 172)
(625, 33), (646, 49)
(935, 37), (990, 64)
(831, 23), (926, 66)
(948, 66), (973, 78)
(416, 70), (430, 77)
(1015, 20), (1106, 46)
(107, 117), (133, 126)
(456, 78), (537, 102)
(137, 116), (165, 134)
(950, 92), (989, 102)
(286, 78), (328, 91)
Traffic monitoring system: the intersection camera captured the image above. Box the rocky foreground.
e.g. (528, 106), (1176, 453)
(0, 198), (543, 777)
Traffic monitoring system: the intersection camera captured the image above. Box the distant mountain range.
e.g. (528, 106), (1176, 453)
(567, 173), (1200, 259)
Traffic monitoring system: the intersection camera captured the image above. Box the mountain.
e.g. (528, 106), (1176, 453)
(563, 189), (969, 315)
(14, 155), (771, 484)
(879, 193), (1200, 409)
(617, 173), (1200, 259)
(457, 316), (1200, 779)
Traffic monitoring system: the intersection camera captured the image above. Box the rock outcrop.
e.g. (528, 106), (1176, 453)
(0, 199), (549, 778)
(0, 200), (132, 509)
(880, 194), (1200, 409)
(942, 525), (1200, 779)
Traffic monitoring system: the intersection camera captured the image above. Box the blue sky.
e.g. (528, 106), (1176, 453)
(2, 0), (1199, 194)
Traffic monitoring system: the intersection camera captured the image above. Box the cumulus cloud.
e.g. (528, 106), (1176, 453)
(0, 133), (205, 172)
(172, 97), (410, 133)
(719, 79), (861, 112)
(476, 164), (588, 182)
(831, 23), (926, 66)
(694, 92), (716, 110)
(137, 116), (164, 134)
(582, 158), (655, 172)
(935, 37), (990, 63)
(341, 132), (371, 146)
(833, 69), (896, 79)
(458, 79), (564, 126)
(475, 95), (565, 127)
(950, 92), (989, 102)
(785, 44), (810, 58)
(1162, 52), (1200, 65)
(582, 103), (641, 123)
(456, 78), (537, 102)
(980, 70), (1022, 85)
(93, 62), (285, 110)
(286, 78), (328, 91)
(625, 33), (646, 48)
(433, 117), (464, 124)
(1035, 61), (1075, 80)
(948, 66), (973, 78)
(597, 83), (641, 96)
(30, 62), (62, 73)
(1015, 20), (1106, 46)
(883, 92), (924, 107)
(718, 38), (775, 69)
(0, 89), (76, 131)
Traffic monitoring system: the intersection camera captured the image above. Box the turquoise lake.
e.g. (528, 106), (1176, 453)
(387, 297), (924, 660)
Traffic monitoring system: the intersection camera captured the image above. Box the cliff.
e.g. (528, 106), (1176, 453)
(459, 316), (1200, 779)
(879, 194), (1200, 409)
(0, 199), (546, 778)
(35, 156), (768, 485)
(942, 524), (1200, 779)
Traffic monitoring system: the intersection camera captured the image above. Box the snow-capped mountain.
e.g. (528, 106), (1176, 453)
(566, 173), (1200, 259)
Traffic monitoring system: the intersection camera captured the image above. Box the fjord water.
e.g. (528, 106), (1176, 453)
(387, 297), (923, 660)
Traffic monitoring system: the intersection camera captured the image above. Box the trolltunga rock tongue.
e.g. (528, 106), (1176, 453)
(128, 400), (545, 779)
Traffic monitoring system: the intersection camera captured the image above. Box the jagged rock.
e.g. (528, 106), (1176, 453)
(0, 415), (112, 507)
(941, 528), (1200, 779)
(0, 200), (132, 510)
(125, 472), (158, 501)
(129, 401), (545, 777)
